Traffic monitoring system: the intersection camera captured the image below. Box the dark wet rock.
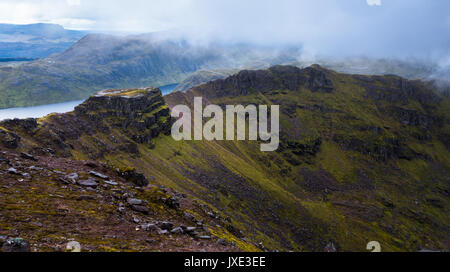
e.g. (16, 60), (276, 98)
(89, 171), (109, 180)
(20, 152), (37, 161)
(131, 205), (149, 214)
(160, 221), (174, 230)
(84, 162), (98, 168)
(77, 178), (98, 188)
(1, 238), (30, 252)
(199, 236), (212, 240)
(164, 197), (180, 210)
(118, 168), (149, 187)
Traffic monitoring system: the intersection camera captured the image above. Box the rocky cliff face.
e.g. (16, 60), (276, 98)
(0, 87), (172, 158)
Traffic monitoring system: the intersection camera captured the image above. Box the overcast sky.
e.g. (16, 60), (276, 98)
(0, 0), (449, 58)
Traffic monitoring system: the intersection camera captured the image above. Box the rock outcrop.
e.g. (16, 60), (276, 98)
(0, 87), (172, 158)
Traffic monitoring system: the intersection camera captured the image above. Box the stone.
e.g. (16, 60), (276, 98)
(131, 205), (149, 214)
(141, 223), (159, 232)
(171, 227), (184, 234)
(1, 238), (31, 252)
(20, 152), (37, 161)
(160, 221), (174, 230)
(185, 227), (197, 233)
(65, 173), (79, 183)
(84, 162), (98, 168)
(118, 168), (149, 187)
(199, 236), (212, 240)
(217, 239), (227, 246)
(158, 229), (169, 235)
(77, 178), (98, 188)
(7, 168), (19, 175)
(89, 171), (109, 180)
(127, 198), (143, 205)
(104, 180), (118, 186)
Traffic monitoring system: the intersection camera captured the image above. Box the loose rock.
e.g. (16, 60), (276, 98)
(1, 238), (31, 252)
(20, 152), (37, 161)
(89, 171), (109, 180)
(77, 178), (98, 188)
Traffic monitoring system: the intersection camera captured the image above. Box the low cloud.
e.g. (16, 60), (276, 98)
(0, 0), (448, 60)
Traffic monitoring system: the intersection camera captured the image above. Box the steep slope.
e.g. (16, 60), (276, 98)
(1, 65), (449, 252)
(0, 34), (299, 109)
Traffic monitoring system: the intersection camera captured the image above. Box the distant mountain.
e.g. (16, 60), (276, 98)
(173, 68), (239, 92)
(0, 33), (300, 108)
(172, 57), (450, 94)
(0, 23), (87, 59)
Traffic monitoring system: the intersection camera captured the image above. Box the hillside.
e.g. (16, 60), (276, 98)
(0, 34), (299, 109)
(0, 65), (449, 252)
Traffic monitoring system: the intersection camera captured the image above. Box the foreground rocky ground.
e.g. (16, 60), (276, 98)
(0, 150), (250, 252)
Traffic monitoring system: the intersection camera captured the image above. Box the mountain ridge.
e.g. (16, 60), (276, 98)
(0, 65), (448, 252)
